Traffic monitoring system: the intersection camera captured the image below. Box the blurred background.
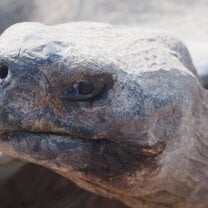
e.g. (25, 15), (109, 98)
(0, 0), (207, 74)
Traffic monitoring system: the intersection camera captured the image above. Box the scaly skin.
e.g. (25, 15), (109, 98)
(0, 22), (208, 208)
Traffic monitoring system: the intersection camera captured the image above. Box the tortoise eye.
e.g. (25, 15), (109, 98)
(62, 76), (106, 101)
(77, 80), (95, 95)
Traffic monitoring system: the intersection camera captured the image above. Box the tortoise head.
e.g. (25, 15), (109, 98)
(0, 22), (205, 206)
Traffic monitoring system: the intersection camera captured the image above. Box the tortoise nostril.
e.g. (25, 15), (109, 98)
(0, 64), (9, 79)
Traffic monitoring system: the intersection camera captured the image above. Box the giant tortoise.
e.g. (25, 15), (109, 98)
(0, 21), (207, 208)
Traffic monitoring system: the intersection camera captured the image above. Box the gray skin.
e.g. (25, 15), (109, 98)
(0, 22), (208, 208)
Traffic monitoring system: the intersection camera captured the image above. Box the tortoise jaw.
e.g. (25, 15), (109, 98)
(0, 130), (165, 179)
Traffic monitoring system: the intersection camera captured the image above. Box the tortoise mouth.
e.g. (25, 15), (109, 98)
(0, 130), (165, 179)
(0, 130), (165, 155)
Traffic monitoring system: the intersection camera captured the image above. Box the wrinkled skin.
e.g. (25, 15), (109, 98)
(0, 22), (208, 208)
